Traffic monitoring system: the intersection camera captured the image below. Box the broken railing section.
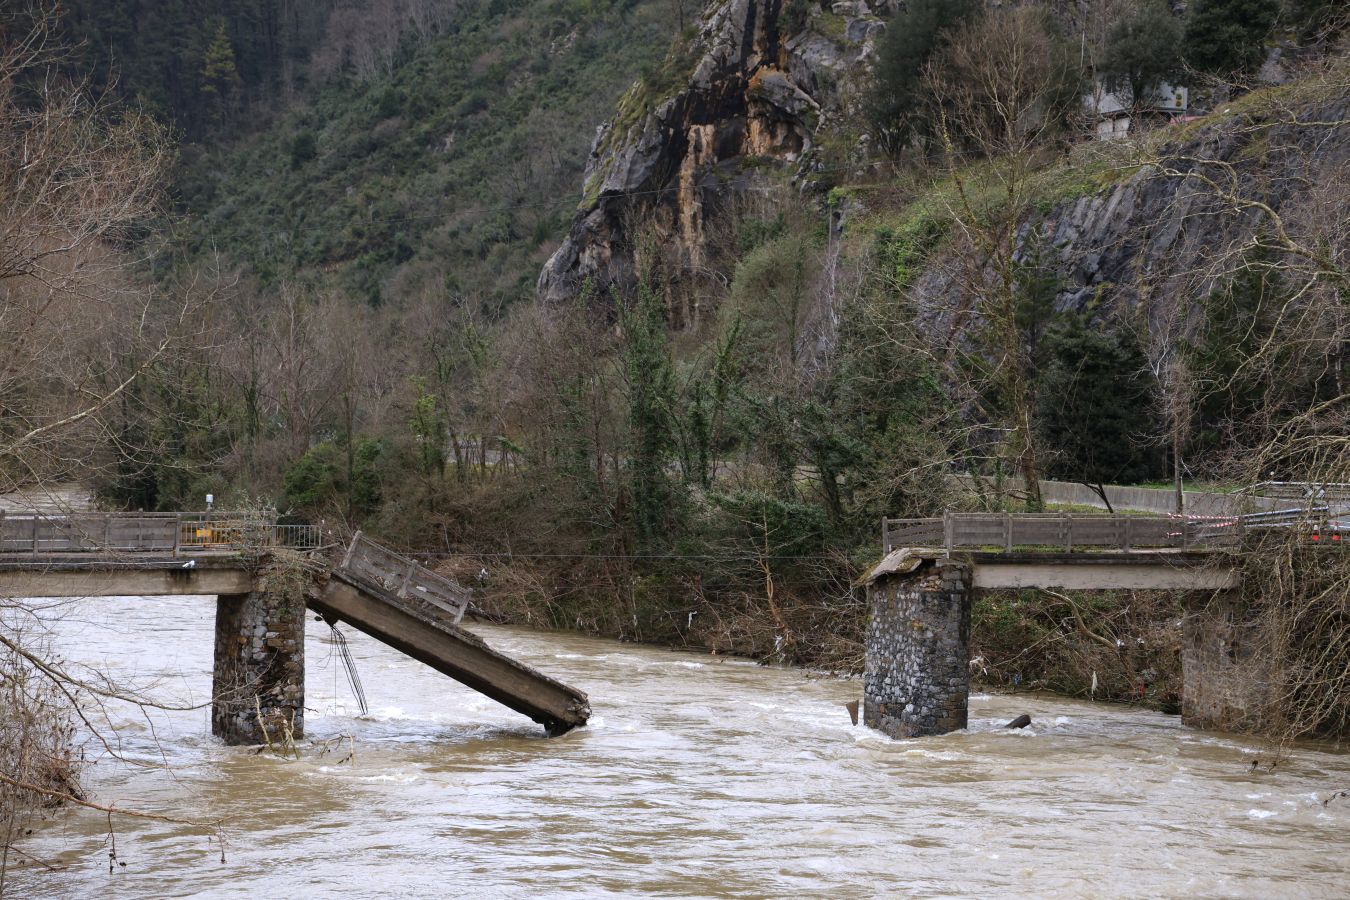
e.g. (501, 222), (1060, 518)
(321, 531), (590, 736)
(338, 531), (470, 624)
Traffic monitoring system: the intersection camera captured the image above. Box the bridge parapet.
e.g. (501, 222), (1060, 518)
(0, 510), (321, 556)
(882, 509), (1334, 556)
(337, 531), (470, 624)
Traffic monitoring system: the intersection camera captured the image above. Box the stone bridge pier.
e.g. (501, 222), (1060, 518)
(863, 557), (972, 738)
(212, 590), (306, 745)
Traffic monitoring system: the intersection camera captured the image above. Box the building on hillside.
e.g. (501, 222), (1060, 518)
(1085, 81), (1189, 139)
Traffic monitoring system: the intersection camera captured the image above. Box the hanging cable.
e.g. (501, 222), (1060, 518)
(329, 622), (369, 717)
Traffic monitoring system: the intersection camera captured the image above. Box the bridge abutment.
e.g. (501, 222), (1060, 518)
(212, 590), (305, 745)
(864, 558), (971, 738)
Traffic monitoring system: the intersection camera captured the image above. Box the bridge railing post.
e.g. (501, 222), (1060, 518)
(1123, 517), (1133, 552)
(341, 530), (362, 570)
(398, 560), (417, 599)
(943, 511), (954, 553)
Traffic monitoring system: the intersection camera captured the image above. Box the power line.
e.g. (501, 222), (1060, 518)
(403, 550), (852, 563)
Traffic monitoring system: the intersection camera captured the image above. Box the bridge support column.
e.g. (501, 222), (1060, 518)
(864, 557), (971, 738)
(212, 590), (305, 745)
(1181, 594), (1272, 732)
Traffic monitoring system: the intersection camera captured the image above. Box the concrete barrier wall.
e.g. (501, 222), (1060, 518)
(952, 476), (1292, 515)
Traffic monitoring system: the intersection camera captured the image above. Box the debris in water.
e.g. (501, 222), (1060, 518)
(846, 700), (859, 726)
(1004, 715), (1032, 729)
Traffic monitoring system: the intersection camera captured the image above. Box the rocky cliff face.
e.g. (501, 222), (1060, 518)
(537, 0), (884, 314)
(913, 86), (1350, 345)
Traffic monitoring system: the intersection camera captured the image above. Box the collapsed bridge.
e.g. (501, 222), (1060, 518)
(0, 512), (590, 743)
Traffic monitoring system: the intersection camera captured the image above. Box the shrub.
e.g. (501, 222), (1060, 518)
(289, 130), (317, 168)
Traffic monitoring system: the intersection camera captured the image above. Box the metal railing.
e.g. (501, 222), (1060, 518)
(0, 511), (322, 556)
(881, 508), (1337, 555)
(1239, 481), (1350, 501)
(337, 531), (470, 624)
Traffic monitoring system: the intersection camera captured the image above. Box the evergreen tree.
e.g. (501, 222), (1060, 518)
(1036, 318), (1160, 502)
(621, 283), (681, 543)
(1013, 231), (1062, 364)
(201, 20), (241, 124)
(1100, 0), (1183, 107)
(866, 0), (983, 154)
(1183, 0), (1280, 77)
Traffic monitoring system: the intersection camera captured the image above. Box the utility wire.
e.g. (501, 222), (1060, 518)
(329, 622), (369, 716)
(404, 551), (853, 562)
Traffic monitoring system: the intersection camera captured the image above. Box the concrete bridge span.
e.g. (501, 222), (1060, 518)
(0, 515), (590, 744)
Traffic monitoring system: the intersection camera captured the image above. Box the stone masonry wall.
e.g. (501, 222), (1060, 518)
(864, 559), (971, 738)
(212, 589), (305, 745)
(1181, 594), (1274, 733)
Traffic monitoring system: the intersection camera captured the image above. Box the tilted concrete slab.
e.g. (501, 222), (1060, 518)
(312, 573), (591, 735)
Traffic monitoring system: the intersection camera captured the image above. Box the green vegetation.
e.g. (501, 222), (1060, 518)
(1183, 0), (1280, 76)
(170, 0), (674, 308)
(62, 0), (330, 136)
(1100, 0), (1183, 107)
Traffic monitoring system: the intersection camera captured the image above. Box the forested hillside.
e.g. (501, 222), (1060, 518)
(61, 1), (469, 135)
(165, 0), (677, 307)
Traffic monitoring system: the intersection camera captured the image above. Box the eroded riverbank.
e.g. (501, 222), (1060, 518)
(10, 595), (1350, 898)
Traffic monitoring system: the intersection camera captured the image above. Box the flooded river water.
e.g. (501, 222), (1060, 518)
(11, 595), (1350, 898)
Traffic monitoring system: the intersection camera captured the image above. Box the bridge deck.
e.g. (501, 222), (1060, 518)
(0, 519), (589, 735)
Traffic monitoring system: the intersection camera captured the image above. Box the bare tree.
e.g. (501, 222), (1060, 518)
(1141, 54), (1350, 741)
(0, 8), (176, 497)
(0, 5), (226, 870)
(922, 6), (1084, 508)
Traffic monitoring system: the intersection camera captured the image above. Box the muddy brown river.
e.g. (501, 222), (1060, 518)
(10, 595), (1350, 897)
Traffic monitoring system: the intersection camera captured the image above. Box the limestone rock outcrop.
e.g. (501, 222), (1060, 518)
(537, 0), (882, 312)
